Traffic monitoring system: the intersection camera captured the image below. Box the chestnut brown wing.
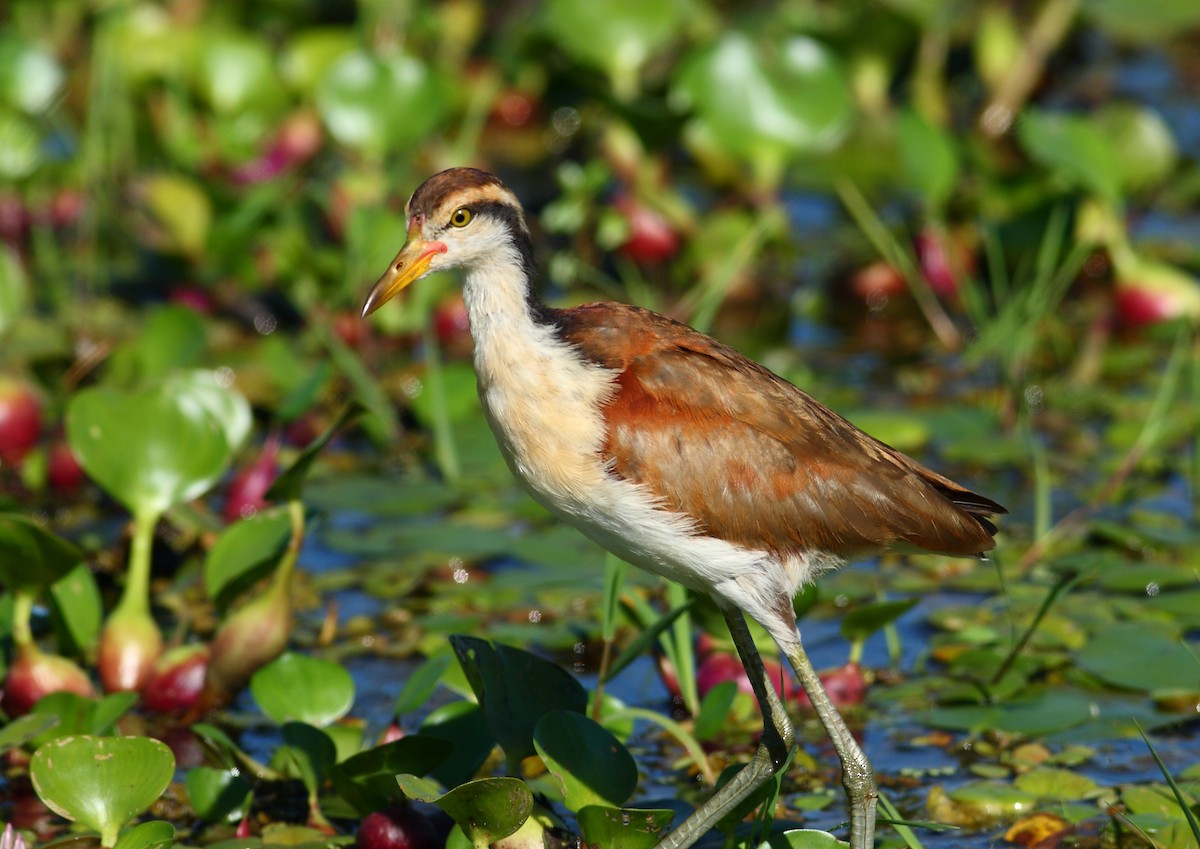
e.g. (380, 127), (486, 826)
(554, 302), (1004, 557)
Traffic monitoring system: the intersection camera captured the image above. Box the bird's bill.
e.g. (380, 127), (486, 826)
(361, 223), (447, 317)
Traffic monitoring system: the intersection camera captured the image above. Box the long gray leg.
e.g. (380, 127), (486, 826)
(779, 630), (876, 849)
(654, 608), (796, 849)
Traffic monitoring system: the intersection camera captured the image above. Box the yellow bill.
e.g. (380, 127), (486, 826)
(360, 220), (448, 317)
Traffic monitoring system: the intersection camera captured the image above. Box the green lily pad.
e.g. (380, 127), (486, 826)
(533, 710), (637, 810)
(759, 830), (850, 848)
(948, 781), (1038, 817)
(450, 635), (588, 771)
(1076, 623), (1199, 693)
(66, 381), (233, 520)
(30, 735), (175, 848)
(1013, 767), (1099, 801)
(922, 689), (1097, 735)
(576, 805), (674, 849)
(250, 651), (355, 727)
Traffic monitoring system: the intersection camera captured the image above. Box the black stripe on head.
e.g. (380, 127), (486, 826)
(473, 200), (537, 288)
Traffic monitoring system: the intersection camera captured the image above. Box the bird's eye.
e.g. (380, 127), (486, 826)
(450, 208), (473, 228)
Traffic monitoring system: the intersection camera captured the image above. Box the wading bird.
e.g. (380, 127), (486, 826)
(362, 168), (1005, 849)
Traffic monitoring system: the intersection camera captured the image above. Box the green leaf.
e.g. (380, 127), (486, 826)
(760, 829), (851, 848)
(1017, 110), (1123, 203)
(449, 635), (588, 770)
(48, 564), (103, 657)
(250, 651), (355, 727)
(194, 31), (282, 114)
(204, 506), (293, 610)
(0, 514), (83, 590)
(113, 820), (175, 849)
(533, 710), (637, 810)
(399, 775), (532, 849)
(328, 735), (451, 815)
(576, 805), (674, 849)
(163, 369), (252, 457)
(673, 33), (852, 176)
(66, 381), (234, 520)
(1083, 0), (1200, 42)
(185, 766), (251, 823)
(840, 598), (919, 643)
(30, 735), (175, 848)
(0, 108), (41, 179)
(107, 305), (207, 385)
(543, 0), (689, 97)
(896, 108), (959, 210)
(1012, 767), (1099, 801)
(693, 680), (738, 742)
(419, 701), (495, 789)
(0, 244), (28, 336)
(1076, 623), (1199, 692)
(922, 689), (1097, 735)
(0, 34), (64, 114)
(394, 654), (452, 716)
(1093, 103), (1178, 193)
(316, 50), (453, 155)
(277, 722), (336, 793)
(0, 713), (59, 754)
(266, 402), (363, 502)
(136, 173), (213, 258)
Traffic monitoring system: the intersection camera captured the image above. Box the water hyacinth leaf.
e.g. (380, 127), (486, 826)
(204, 506), (293, 611)
(0, 713), (59, 754)
(673, 33), (852, 171)
(29, 693), (99, 744)
(185, 766), (251, 823)
(164, 370), (252, 458)
(1093, 103), (1178, 192)
(947, 781), (1038, 818)
(543, 0), (689, 97)
(250, 651), (355, 727)
(896, 108), (959, 210)
(0, 244), (27, 336)
(329, 735), (451, 815)
(1017, 110), (1123, 204)
(90, 692), (140, 736)
(449, 635), (588, 769)
(280, 29), (356, 93)
(0, 109), (40, 179)
(135, 173), (212, 258)
(419, 700), (495, 789)
(316, 49), (452, 155)
(30, 735), (175, 848)
(394, 654), (453, 716)
(66, 382), (232, 519)
(0, 34), (64, 114)
(277, 722), (337, 792)
(840, 598), (919, 643)
(0, 514), (82, 590)
(112, 820), (175, 849)
(1076, 623), (1199, 692)
(266, 402), (363, 503)
(48, 564), (103, 657)
(533, 710), (638, 809)
(693, 680), (738, 742)
(576, 806), (674, 848)
(194, 31), (281, 114)
(759, 830), (850, 848)
(107, 305), (207, 384)
(399, 775), (532, 848)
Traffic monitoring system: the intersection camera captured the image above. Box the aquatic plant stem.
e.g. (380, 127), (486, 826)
(120, 510), (158, 618)
(11, 587), (35, 649)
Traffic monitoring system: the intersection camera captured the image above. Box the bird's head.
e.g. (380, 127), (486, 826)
(361, 168), (532, 317)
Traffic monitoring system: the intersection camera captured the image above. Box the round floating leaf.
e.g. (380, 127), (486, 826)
(0, 514), (83, 590)
(66, 380), (233, 519)
(1076, 623), (1198, 692)
(533, 710), (637, 809)
(163, 369), (252, 456)
(250, 651), (355, 727)
(922, 689), (1096, 735)
(30, 735), (175, 847)
(1013, 767), (1099, 802)
(449, 635), (588, 771)
(673, 33), (852, 172)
